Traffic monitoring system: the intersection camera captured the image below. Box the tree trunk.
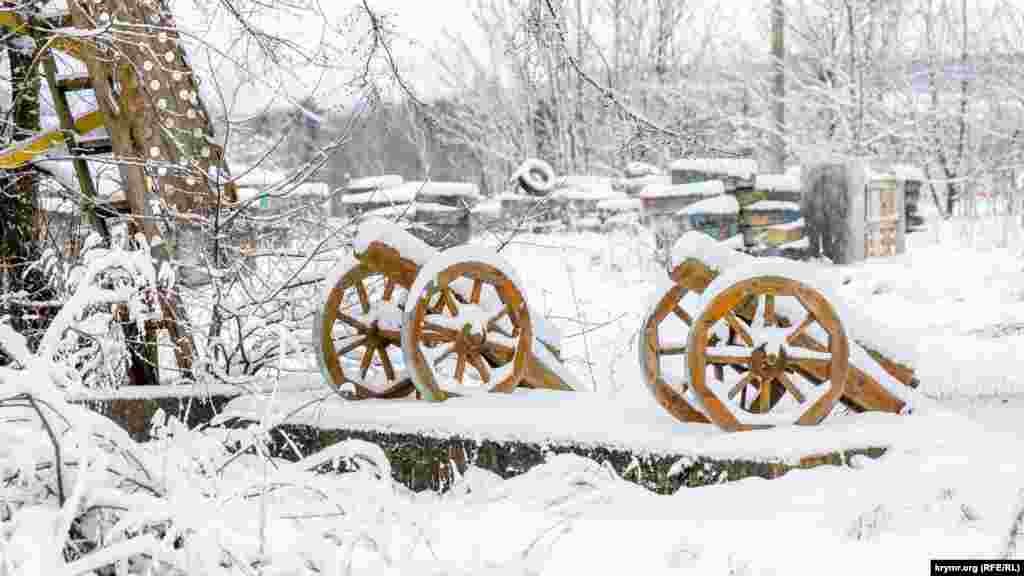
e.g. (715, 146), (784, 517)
(1, 30), (41, 293)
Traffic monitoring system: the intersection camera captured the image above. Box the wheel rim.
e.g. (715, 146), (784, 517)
(403, 261), (531, 400)
(687, 276), (849, 431)
(315, 263), (414, 399)
(639, 259), (719, 424)
(640, 282), (710, 424)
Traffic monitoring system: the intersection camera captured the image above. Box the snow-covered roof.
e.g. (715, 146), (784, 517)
(342, 186), (417, 205)
(552, 176), (623, 201)
(669, 158), (758, 180)
(363, 202), (461, 219)
(746, 200), (801, 212)
(471, 199), (502, 217)
(638, 180), (725, 199)
(755, 172), (802, 193)
(596, 197), (642, 212)
(412, 181), (480, 199)
(342, 181), (479, 204)
(347, 174), (403, 191)
(678, 194), (739, 216)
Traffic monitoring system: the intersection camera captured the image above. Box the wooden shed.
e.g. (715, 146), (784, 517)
(669, 158), (758, 191)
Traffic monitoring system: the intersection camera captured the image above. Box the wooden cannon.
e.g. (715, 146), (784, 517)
(314, 220), (579, 401)
(640, 231), (918, 432)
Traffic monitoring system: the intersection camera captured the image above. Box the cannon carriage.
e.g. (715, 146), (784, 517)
(314, 220), (918, 434)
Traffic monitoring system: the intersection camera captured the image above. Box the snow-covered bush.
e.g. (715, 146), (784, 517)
(27, 230), (171, 390)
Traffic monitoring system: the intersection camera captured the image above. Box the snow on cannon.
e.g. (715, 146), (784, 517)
(640, 231), (919, 432)
(314, 220), (580, 401)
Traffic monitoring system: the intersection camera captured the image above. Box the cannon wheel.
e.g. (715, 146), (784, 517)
(638, 260), (719, 424)
(401, 247), (532, 401)
(687, 276), (849, 432)
(314, 260), (415, 399)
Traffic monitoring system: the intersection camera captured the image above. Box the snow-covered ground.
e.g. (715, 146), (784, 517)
(4, 212), (1024, 574)
(212, 213), (1024, 573)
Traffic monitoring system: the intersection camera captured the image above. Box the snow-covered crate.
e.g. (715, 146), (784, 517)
(669, 157), (758, 190)
(753, 166), (803, 204)
(346, 174), (404, 192)
(676, 195), (740, 242)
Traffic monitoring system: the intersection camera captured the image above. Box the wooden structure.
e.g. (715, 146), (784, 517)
(670, 158), (758, 191)
(0, 1), (240, 383)
(638, 180), (726, 260)
(314, 221), (578, 401)
(676, 195), (740, 242)
(343, 182), (479, 249)
(740, 200), (802, 249)
(801, 162), (906, 264)
(640, 231), (916, 432)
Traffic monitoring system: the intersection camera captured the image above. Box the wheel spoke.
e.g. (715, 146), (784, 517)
(359, 345), (375, 379)
(724, 313), (754, 346)
(487, 306), (509, 327)
(356, 281), (371, 314)
(433, 343), (457, 367)
(482, 338), (516, 358)
(764, 294), (776, 327)
(336, 337), (367, 358)
(442, 287), (459, 316)
(423, 319), (459, 339)
(786, 357), (832, 373)
(775, 371), (806, 403)
(673, 305), (692, 326)
(336, 310), (369, 332)
(727, 371), (755, 400)
(383, 278), (396, 301)
(469, 353), (491, 383)
(470, 277), (483, 304)
(705, 346), (753, 365)
(758, 378), (772, 412)
(454, 350), (467, 382)
(785, 313), (817, 345)
(378, 346), (396, 381)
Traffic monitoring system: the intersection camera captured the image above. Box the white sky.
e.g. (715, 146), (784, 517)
(174, 0), (488, 116)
